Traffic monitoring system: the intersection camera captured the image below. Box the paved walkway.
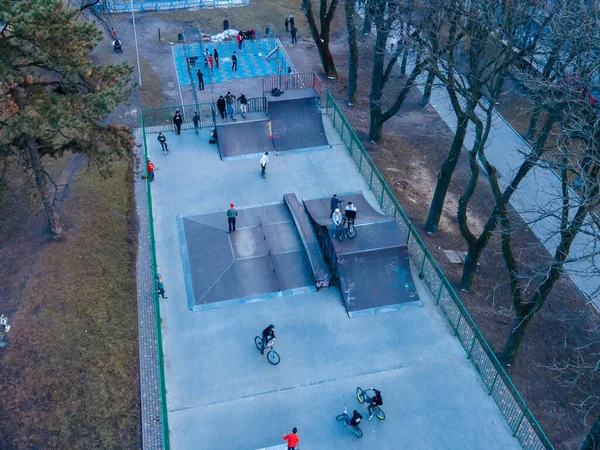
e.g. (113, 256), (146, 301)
(143, 114), (520, 449)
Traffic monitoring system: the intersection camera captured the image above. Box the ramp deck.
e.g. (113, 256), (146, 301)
(303, 193), (421, 316)
(216, 112), (275, 160)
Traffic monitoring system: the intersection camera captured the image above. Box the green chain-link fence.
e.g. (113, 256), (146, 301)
(323, 90), (553, 450)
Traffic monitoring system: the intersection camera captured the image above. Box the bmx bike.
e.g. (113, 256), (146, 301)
(334, 216), (357, 241)
(254, 336), (280, 365)
(336, 407), (363, 437)
(356, 387), (385, 420)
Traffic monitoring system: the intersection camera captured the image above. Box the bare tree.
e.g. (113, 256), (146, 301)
(302, 0), (339, 78)
(345, 0), (359, 105)
(367, 0), (426, 142)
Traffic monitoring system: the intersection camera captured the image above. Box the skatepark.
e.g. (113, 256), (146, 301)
(140, 73), (521, 447)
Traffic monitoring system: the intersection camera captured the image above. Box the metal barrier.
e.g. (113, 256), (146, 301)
(140, 97), (267, 134)
(99, 0), (246, 13)
(140, 115), (171, 449)
(262, 72), (321, 94)
(323, 90), (553, 450)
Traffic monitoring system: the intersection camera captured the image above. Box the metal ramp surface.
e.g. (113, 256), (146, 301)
(216, 112), (275, 160)
(303, 193), (421, 317)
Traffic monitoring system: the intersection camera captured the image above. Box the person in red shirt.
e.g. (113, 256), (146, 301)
(147, 159), (155, 182)
(283, 427), (299, 450)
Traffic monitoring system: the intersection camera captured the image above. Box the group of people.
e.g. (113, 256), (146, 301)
(330, 194), (357, 238)
(216, 92), (248, 120)
(195, 48), (239, 89)
(284, 15), (298, 44)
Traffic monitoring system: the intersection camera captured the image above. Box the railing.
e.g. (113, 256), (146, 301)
(262, 72), (321, 94)
(323, 90), (553, 450)
(98, 0), (246, 13)
(140, 114), (170, 449)
(140, 98), (267, 134)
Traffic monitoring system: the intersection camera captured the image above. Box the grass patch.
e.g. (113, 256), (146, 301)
(0, 161), (140, 449)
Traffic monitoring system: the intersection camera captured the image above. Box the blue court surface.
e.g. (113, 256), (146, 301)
(173, 39), (292, 86)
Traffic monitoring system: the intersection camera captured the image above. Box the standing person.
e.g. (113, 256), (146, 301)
(289, 15), (295, 28)
(197, 69), (204, 90)
(344, 201), (357, 224)
(283, 427), (299, 450)
(238, 93), (248, 118)
(110, 27), (118, 41)
(208, 54), (214, 73)
(260, 151), (269, 177)
(192, 111), (200, 135)
(290, 25), (297, 44)
(390, 35), (397, 52)
(216, 95), (226, 120)
(225, 91), (236, 119)
(155, 274), (167, 299)
(332, 208), (344, 240)
(213, 48), (219, 68)
(231, 51), (238, 71)
(204, 48), (209, 67)
(147, 159), (155, 182)
(173, 110), (183, 135)
(330, 194), (343, 216)
(157, 132), (168, 154)
(227, 203), (238, 233)
(284, 17), (290, 32)
(237, 31), (243, 50)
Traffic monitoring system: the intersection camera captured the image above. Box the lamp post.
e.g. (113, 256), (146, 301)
(130, 0), (142, 87)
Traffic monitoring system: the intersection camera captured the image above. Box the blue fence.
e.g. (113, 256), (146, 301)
(100, 0), (246, 13)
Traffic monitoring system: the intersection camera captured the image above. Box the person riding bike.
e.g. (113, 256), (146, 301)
(332, 208), (344, 240)
(347, 409), (363, 427)
(344, 201), (357, 226)
(366, 388), (383, 420)
(261, 324), (275, 354)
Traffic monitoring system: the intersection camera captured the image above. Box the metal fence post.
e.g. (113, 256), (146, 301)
(467, 335), (476, 358)
(513, 411), (526, 437)
(489, 372), (499, 395)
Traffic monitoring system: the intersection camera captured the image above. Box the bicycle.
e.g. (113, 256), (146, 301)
(254, 336), (280, 365)
(336, 407), (363, 437)
(334, 216), (357, 241)
(356, 387), (385, 420)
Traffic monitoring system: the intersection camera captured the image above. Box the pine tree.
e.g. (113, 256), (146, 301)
(0, 0), (134, 236)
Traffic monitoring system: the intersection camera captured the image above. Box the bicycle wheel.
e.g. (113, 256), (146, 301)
(254, 336), (263, 352)
(335, 414), (347, 421)
(374, 406), (385, 420)
(267, 349), (280, 365)
(346, 225), (357, 239)
(356, 387), (365, 403)
(353, 426), (363, 438)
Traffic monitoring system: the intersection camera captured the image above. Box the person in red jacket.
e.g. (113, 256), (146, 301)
(147, 159), (155, 182)
(283, 427), (299, 450)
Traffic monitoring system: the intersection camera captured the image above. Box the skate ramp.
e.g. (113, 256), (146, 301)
(216, 113), (275, 160)
(178, 203), (315, 311)
(267, 88), (330, 153)
(303, 193), (420, 317)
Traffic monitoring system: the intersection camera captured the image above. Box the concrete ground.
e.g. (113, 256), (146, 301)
(147, 115), (520, 449)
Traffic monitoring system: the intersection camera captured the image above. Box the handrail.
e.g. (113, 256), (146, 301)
(323, 90), (553, 450)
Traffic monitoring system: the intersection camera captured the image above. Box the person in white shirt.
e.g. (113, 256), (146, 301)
(344, 201), (357, 225)
(260, 152), (269, 177)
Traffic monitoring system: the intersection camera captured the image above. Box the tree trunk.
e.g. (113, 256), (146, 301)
(425, 114), (469, 233)
(421, 70), (435, 107)
(499, 314), (533, 366)
(345, 0), (358, 105)
(362, 0), (373, 35)
(368, 21), (387, 141)
(524, 104), (542, 141)
(581, 413), (600, 450)
(317, 42), (338, 78)
(302, 0), (339, 78)
(26, 135), (62, 236)
(400, 48), (408, 77)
